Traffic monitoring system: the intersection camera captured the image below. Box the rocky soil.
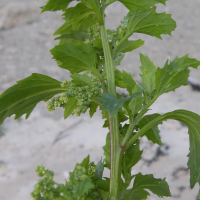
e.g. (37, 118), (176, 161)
(0, 0), (200, 200)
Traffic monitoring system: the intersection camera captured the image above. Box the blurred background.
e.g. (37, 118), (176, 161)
(0, 0), (200, 199)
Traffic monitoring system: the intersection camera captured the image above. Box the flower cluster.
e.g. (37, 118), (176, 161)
(46, 77), (102, 116)
(31, 165), (64, 200)
(107, 19), (128, 47)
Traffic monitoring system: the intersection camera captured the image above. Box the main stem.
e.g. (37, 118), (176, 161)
(100, 23), (121, 199)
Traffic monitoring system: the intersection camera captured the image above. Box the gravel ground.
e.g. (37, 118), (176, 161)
(0, 0), (200, 200)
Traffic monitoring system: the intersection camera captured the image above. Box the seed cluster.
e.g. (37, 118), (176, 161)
(46, 77), (102, 116)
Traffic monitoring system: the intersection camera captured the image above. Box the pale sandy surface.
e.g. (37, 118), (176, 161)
(0, 0), (200, 200)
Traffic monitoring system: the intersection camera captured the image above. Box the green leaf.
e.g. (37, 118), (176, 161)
(115, 70), (136, 96)
(118, 0), (167, 12)
(0, 74), (64, 124)
(50, 40), (99, 75)
(128, 85), (143, 116)
(70, 73), (93, 87)
(125, 142), (143, 171)
(155, 55), (200, 96)
(80, 155), (90, 171)
(119, 7), (176, 43)
(123, 173), (170, 199)
(41, 0), (73, 12)
(98, 93), (140, 117)
(133, 173), (171, 197)
(140, 54), (157, 94)
(78, 176), (94, 196)
(103, 133), (110, 168)
(64, 97), (78, 119)
(124, 189), (149, 200)
(93, 38), (103, 49)
(95, 179), (110, 192)
(136, 110), (200, 188)
(139, 114), (162, 145)
(95, 158), (104, 179)
(54, 31), (91, 42)
(114, 39), (144, 54)
(113, 53), (125, 69)
(53, 3), (97, 37)
(89, 102), (98, 118)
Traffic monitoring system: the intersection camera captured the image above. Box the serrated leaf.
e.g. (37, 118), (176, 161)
(128, 85), (143, 116)
(98, 93), (140, 117)
(119, 7), (176, 44)
(41, 0), (73, 12)
(50, 40), (99, 75)
(53, 3), (97, 38)
(139, 114), (162, 145)
(118, 0), (167, 12)
(0, 74), (64, 124)
(64, 97), (78, 119)
(136, 110), (200, 188)
(132, 173), (171, 197)
(115, 70), (136, 95)
(140, 54), (157, 94)
(155, 55), (200, 96)
(114, 39), (144, 54)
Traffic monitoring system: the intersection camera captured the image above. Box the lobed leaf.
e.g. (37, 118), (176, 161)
(98, 93), (140, 117)
(117, 7), (176, 46)
(118, 0), (167, 12)
(140, 54), (157, 94)
(41, 0), (73, 12)
(0, 74), (64, 124)
(53, 3), (97, 41)
(132, 173), (171, 197)
(114, 39), (144, 55)
(136, 110), (200, 188)
(50, 40), (99, 75)
(155, 55), (200, 96)
(115, 70), (136, 96)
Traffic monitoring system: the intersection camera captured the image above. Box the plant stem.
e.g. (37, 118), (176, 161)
(100, 22), (121, 200)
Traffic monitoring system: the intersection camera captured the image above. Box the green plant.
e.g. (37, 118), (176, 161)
(0, 0), (200, 199)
